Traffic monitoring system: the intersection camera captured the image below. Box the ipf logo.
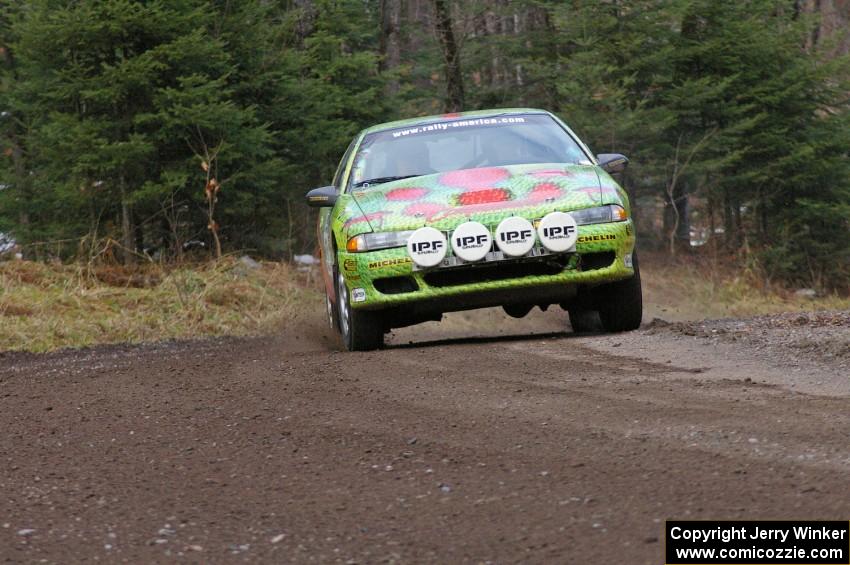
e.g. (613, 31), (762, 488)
(500, 230), (532, 242)
(542, 225), (576, 239)
(456, 234), (489, 248)
(411, 240), (444, 254)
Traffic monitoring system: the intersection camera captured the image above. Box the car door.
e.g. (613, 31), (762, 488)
(318, 137), (358, 299)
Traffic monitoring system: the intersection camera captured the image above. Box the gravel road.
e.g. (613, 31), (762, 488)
(1, 307), (848, 563)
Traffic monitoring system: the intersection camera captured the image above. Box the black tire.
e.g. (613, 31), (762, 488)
(597, 253), (643, 332)
(336, 268), (384, 351)
(568, 308), (603, 333)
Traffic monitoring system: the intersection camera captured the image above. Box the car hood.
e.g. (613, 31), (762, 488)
(341, 163), (622, 237)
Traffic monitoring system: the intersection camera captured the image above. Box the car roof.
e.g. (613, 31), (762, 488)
(361, 108), (552, 135)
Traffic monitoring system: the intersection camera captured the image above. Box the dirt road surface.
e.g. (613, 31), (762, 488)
(1, 306), (848, 563)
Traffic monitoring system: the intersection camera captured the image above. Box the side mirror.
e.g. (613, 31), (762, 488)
(596, 153), (629, 174)
(305, 186), (338, 207)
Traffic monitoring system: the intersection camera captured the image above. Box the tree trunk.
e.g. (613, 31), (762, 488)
(484, 7), (500, 88)
(10, 143), (28, 226)
(663, 184), (690, 255)
(539, 7), (560, 112)
(432, 0), (464, 112)
(705, 191), (714, 254)
(723, 186), (740, 251)
(794, 1), (850, 54)
(3, 47), (31, 236)
(133, 209), (144, 254)
(379, 0), (402, 94)
(675, 188), (690, 252)
(119, 177), (135, 264)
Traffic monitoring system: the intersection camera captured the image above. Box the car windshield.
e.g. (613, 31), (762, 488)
(349, 113), (590, 189)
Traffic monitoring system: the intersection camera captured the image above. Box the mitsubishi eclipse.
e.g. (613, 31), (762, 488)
(306, 109), (642, 350)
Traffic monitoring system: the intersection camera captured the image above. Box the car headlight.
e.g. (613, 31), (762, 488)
(570, 204), (628, 225)
(346, 230), (415, 252)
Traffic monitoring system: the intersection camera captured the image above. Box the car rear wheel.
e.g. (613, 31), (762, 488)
(326, 285), (340, 331)
(336, 269), (384, 351)
(597, 253), (643, 332)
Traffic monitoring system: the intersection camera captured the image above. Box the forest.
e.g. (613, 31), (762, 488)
(1, 0), (849, 290)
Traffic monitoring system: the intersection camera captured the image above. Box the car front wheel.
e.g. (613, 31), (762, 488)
(568, 308), (602, 333)
(597, 253), (643, 332)
(336, 269), (384, 351)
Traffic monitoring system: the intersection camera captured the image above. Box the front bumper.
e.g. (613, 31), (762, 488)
(339, 220), (635, 311)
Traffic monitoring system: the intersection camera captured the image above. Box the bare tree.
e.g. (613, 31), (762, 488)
(666, 129), (716, 256)
(195, 140), (224, 260)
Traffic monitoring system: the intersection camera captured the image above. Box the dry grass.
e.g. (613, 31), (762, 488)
(2, 251), (847, 353)
(640, 251), (850, 321)
(0, 258), (323, 352)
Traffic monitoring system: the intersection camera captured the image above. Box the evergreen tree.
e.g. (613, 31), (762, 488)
(0, 0), (847, 289)
(3, 1), (270, 260)
(666, 0), (850, 286)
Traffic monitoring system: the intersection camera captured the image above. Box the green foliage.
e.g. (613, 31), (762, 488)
(482, 0), (850, 290)
(663, 0), (850, 288)
(0, 0), (848, 289)
(0, 0), (389, 258)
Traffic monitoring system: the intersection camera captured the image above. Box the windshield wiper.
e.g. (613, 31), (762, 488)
(353, 175), (419, 188)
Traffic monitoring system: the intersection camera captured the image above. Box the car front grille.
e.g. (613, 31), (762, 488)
(423, 255), (572, 288)
(374, 251), (616, 292)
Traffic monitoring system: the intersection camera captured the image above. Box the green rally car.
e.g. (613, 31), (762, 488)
(306, 109), (642, 350)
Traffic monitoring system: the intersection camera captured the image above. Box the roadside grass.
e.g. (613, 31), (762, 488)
(640, 251), (850, 321)
(2, 252), (848, 353)
(0, 258), (323, 352)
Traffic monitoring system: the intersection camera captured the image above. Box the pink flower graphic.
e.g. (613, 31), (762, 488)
(528, 182), (563, 202)
(386, 187), (429, 201)
(440, 167), (510, 188)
